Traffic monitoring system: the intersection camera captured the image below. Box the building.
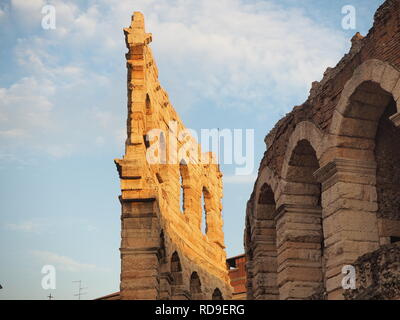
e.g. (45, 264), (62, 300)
(227, 254), (247, 300)
(245, 0), (400, 300)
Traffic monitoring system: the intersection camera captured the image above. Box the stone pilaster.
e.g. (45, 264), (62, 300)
(275, 204), (324, 300)
(251, 217), (279, 300)
(119, 196), (161, 299)
(313, 158), (380, 300)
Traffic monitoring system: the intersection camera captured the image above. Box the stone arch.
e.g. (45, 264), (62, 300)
(280, 121), (324, 186)
(189, 272), (203, 300)
(314, 59), (400, 298)
(278, 137), (324, 300)
(212, 288), (223, 300)
(251, 183), (279, 300)
(328, 60), (400, 164)
(158, 230), (170, 299)
(171, 251), (183, 282)
(331, 59), (400, 137)
(253, 165), (280, 209)
(328, 61), (400, 233)
(170, 251), (186, 300)
(244, 165), (280, 300)
(145, 93), (151, 115)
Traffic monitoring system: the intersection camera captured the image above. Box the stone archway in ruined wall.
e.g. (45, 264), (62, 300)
(319, 59), (400, 299)
(115, 12), (232, 300)
(245, 165), (280, 300)
(245, 59), (400, 300)
(277, 122), (325, 300)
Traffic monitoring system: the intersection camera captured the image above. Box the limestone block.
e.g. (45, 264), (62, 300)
(323, 210), (379, 239)
(392, 76), (400, 102)
(381, 64), (400, 93)
(279, 281), (320, 300)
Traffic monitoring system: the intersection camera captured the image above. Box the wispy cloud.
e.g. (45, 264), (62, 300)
(5, 221), (43, 233)
(138, 0), (348, 110)
(31, 250), (102, 272)
(0, 0), (348, 162)
(87, 225), (98, 232)
(224, 174), (257, 184)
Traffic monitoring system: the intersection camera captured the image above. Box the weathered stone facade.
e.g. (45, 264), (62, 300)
(245, 0), (400, 300)
(115, 12), (232, 300)
(344, 243), (400, 300)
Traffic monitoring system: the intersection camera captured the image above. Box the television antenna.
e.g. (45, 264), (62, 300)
(73, 280), (87, 300)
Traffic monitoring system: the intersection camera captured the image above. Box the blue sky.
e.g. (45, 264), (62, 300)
(0, 0), (383, 299)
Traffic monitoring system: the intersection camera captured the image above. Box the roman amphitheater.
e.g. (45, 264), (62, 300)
(107, 0), (400, 300)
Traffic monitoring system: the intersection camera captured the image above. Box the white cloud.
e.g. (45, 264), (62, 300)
(5, 221), (43, 233)
(31, 250), (99, 272)
(0, 77), (55, 154)
(1, 0), (349, 161)
(224, 174), (257, 184)
(44, 144), (75, 158)
(87, 225), (98, 232)
(0, 76), (54, 131)
(10, 0), (45, 27)
(101, 0), (348, 110)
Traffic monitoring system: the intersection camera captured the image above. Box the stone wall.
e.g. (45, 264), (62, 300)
(115, 12), (232, 300)
(344, 243), (400, 300)
(245, 0), (400, 300)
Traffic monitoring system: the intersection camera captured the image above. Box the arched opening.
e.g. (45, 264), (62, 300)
(158, 230), (170, 300)
(179, 161), (189, 214)
(189, 272), (202, 300)
(171, 251), (183, 285)
(170, 251), (186, 299)
(158, 230), (166, 263)
(279, 139), (324, 299)
(252, 183), (278, 300)
(145, 93), (151, 115)
(212, 288), (223, 300)
(180, 174), (184, 213)
(323, 78), (400, 298)
(201, 187), (210, 235)
(375, 97), (400, 243)
(336, 81), (400, 245)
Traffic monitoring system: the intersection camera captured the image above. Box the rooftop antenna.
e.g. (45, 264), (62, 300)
(47, 293), (54, 300)
(73, 280), (87, 300)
